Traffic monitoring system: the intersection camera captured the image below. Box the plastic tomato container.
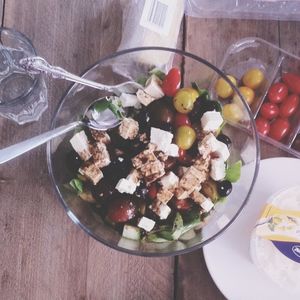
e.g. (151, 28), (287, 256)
(211, 37), (300, 158)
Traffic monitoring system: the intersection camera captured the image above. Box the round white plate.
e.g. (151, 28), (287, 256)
(203, 157), (300, 300)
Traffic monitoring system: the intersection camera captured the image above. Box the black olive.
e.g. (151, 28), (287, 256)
(159, 123), (174, 132)
(91, 180), (115, 201)
(136, 109), (151, 133)
(164, 157), (177, 171)
(148, 98), (175, 126)
(189, 97), (221, 123)
(135, 181), (148, 200)
(217, 133), (232, 148)
(217, 180), (232, 197)
(102, 156), (132, 185)
(65, 150), (82, 173)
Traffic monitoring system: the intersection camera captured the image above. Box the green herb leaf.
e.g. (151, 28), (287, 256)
(149, 68), (166, 81)
(191, 82), (210, 100)
(69, 178), (84, 194)
(107, 102), (122, 119)
(136, 76), (148, 87)
(225, 160), (242, 183)
(146, 233), (171, 243)
(93, 99), (110, 112)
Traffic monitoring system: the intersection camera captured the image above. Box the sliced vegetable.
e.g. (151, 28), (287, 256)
(225, 160), (242, 183)
(149, 68), (166, 81)
(172, 212), (184, 240)
(122, 225), (141, 240)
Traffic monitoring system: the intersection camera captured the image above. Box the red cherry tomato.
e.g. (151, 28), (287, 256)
(174, 198), (193, 211)
(269, 118), (290, 141)
(282, 73), (300, 94)
(279, 94), (299, 118)
(268, 82), (288, 103)
(259, 102), (279, 120)
(174, 113), (191, 127)
(107, 197), (137, 223)
(161, 68), (181, 97)
(148, 183), (158, 200)
(255, 117), (270, 136)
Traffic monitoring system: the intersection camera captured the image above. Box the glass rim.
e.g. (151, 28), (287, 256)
(47, 46), (261, 257)
(0, 27), (40, 108)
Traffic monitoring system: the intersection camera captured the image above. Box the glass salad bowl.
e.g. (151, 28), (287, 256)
(47, 47), (260, 256)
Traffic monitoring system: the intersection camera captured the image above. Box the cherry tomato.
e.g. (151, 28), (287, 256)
(215, 75), (237, 99)
(242, 68), (264, 90)
(269, 118), (290, 141)
(173, 88), (199, 113)
(223, 103), (244, 123)
(161, 68), (181, 96)
(259, 102), (279, 120)
(255, 117), (270, 136)
(175, 125), (196, 150)
(282, 72), (300, 94)
(107, 197), (137, 223)
(279, 94), (299, 118)
(174, 113), (191, 127)
(148, 183), (158, 200)
(174, 198), (193, 211)
(268, 82), (288, 103)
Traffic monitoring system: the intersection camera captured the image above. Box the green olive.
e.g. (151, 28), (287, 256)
(173, 88), (199, 114)
(175, 125), (196, 150)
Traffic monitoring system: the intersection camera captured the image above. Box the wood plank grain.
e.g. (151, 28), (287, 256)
(0, 1), (174, 300)
(176, 17), (281, 300)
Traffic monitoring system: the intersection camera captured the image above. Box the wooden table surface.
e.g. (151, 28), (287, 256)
(0, 1), (299, 299)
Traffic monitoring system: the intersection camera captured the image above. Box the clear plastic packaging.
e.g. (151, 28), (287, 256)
(210, 37), (300, 158)
(185, 0), (300, 21)
(115, 0), (184, 76)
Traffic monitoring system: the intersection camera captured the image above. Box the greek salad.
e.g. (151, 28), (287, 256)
(66, 67), (241, 243)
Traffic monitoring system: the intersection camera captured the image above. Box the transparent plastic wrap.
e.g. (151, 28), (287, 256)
(210, 37), (300, 158)
(185, 0), (300, 21)
(115, 0), (184, 78)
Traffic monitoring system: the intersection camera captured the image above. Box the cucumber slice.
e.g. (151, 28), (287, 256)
(179, 229), (196, 241)
(122, 225), (141, 241)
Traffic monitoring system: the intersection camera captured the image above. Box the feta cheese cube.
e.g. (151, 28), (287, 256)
(201, 111), (223, 132)
(165, 143), (179, 157)
(156, 203), (172, 220)
(150, 127), (173, 152)
(115, 178), (137, 194)
(138, 217), (156, 232)
(144, 75), (164, 99)
(210, 158), (226, 181)
(201, 198), (214, 213)
(126, 169), (141, 186)
(215, 141), (230, 161)
(70, 130), (91, 161)
(136, 89), (155, 106)
(120, 93), (141, 108)
(79, 163), (103, 185)
(198, 133), (230, 161)
(160, 171), (179, 189)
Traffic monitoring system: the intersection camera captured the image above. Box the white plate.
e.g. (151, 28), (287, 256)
(203, 157), (300, 300)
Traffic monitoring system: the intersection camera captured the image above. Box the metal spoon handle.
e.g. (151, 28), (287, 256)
(0, 121), (80, 164)
(20, 56), (113, 92)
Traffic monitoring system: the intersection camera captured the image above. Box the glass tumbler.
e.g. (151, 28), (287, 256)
(0, 27), (47, 124)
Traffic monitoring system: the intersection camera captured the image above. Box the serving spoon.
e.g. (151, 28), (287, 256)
(0, 98), (121, 164)
(19, 56), (143, 95)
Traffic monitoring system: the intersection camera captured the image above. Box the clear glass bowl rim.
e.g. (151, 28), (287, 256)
(47, 46), (260, 257)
